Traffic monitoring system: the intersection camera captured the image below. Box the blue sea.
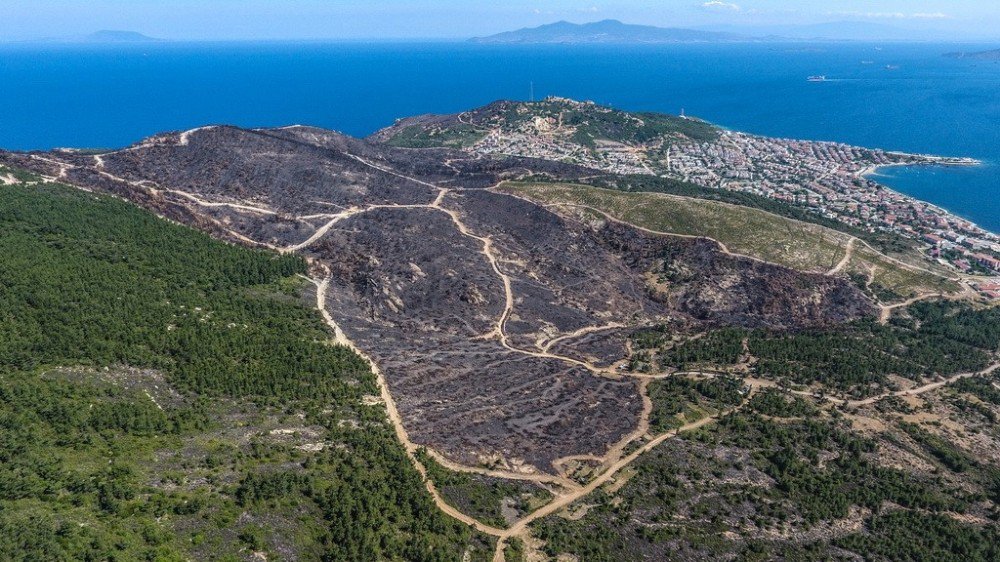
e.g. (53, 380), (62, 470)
(1, 41), (998, 231)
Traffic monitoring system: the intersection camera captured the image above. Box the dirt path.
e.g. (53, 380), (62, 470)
(343, 152), (443, 190)
(431, 200), (516, 341)
(422, 447), (579, 489)
(29, 154), (73, 180)
(165, 188), (282, 216)
(827, 237), (857, 276)
(178, 126), (217, 146)
(540, 323), (625, 353)
(878, 293), (944, 324)
(306, 272), (509, 537)
(805, 363), (1000, 408)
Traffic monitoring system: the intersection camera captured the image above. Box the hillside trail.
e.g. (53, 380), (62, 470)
(794, 363), (1000, 408)
(827, 237), (857, 275)
(163, 188), (282, 216)
(878, 293), (944, 324)
(541, 323), (625, 353)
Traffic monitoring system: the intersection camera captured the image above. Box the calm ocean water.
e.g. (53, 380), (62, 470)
(1, 41), (997, 230)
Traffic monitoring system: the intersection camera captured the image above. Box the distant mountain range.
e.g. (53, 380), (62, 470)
(471, 19), (967, 44)
(944, 48), (1000, 60)
(470, 20), (745, 44)
(7, 30), (162, 44)
(83, 30), (161, 43)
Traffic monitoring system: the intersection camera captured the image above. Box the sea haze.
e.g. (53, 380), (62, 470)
(1, 41), (997, 231)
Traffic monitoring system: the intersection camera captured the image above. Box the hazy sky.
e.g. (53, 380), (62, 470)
(3, 0), (999, 41)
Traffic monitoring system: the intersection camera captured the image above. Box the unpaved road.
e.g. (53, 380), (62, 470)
(307, 271), (508, 536)
(878, 293), (944, 324)
(804, 363), (1000, 408)
(827, 237), (857, 276)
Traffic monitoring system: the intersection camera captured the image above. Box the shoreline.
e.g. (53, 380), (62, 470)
(859, 154), (982, 178)
(862, 157), (998, 240)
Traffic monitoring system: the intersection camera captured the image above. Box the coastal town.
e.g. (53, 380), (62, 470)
(659, 131), (999, 273)
(466, 100), (999, 298)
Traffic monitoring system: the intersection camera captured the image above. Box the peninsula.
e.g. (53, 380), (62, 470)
(378, 98), (995, 282)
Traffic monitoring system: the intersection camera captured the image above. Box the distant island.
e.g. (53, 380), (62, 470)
(84, 30), (161, 43)
(3, 30), (163, 44)
(469, 19), (962, 44)
(944, 48), (1000, 60)
(470, 19), (745, 44)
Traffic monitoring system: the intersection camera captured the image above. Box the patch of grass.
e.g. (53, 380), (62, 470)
(501, 182), (958, 297)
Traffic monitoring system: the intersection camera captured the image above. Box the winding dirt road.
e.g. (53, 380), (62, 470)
(827, 237), (857, 276)
(878, 293), (945, 324)
(792, 363), (1000, 408)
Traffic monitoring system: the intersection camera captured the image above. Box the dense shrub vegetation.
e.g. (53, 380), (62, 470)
(835, 511), (1000, 561)
(651, 302), (1000, 396)
(531, 412), (982, 561)
(748, 388), (818, 418)
(647, 375), (744, 432)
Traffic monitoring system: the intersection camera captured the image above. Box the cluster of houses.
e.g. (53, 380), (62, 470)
(923, 232), (1000, 275)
